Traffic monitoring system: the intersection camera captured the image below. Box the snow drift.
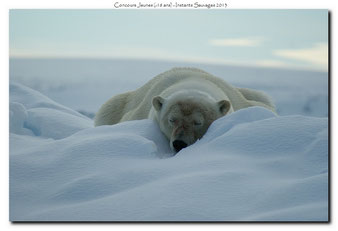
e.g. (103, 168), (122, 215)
(9, 83), (328, 221)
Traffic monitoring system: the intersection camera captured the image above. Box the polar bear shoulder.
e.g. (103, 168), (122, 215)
(237, 87), (276, 112)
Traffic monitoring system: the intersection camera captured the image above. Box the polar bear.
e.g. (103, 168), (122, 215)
(95, 67), (276, 152)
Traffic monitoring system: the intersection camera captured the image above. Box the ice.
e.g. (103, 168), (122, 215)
(9, 82), (328, 221)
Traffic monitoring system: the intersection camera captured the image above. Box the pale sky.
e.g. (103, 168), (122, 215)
(9, 9), (328, 71)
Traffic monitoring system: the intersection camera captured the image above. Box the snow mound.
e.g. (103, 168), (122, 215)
(9, 83), (328, 221)
(10, 82), (92, 139)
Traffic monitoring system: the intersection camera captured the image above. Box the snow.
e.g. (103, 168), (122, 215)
(9, 81), (328, 221)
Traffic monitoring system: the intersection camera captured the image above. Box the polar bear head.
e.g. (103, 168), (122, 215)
(152, 92), (231, 153)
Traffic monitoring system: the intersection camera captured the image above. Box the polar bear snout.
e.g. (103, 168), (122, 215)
(172, 140), (188, 152)
(170, 125), (196, 153)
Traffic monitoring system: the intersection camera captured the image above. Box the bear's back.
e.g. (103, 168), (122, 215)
(121, 67), (252, 121)
(95, 67), (276, 126)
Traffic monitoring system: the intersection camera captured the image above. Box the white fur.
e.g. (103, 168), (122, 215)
(95, 67), (276, 126)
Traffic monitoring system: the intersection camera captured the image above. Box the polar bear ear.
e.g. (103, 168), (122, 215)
(218, 100), (231, 115)
(152, 96), (165, 111)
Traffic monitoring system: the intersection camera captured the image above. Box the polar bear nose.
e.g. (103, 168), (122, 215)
(173, 140), (188, 152)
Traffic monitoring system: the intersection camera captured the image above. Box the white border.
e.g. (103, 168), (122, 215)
(2, 0), (338, 9)
(1, 0), (335, 231)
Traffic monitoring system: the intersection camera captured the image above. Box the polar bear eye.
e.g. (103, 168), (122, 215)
(194, 121), (202, 126)
(169, 118), (176, 123)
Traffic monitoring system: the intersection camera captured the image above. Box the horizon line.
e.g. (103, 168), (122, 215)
(9, 55), (328, 73)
